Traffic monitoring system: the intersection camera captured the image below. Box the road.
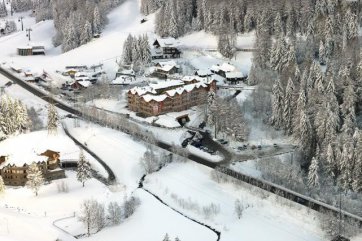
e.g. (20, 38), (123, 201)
(2, 66), (362, 226)
(0, 67), (224, 169)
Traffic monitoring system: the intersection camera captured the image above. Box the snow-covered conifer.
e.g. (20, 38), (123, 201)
(0, 176), (5, 194)
(47, 102), (58, 135)
(93, 6), (101, 34)
(26, 163), (45, 196)
(308, 157), (320, 187)
(80, 21), (93, 45)
(77, 149), (92, 187)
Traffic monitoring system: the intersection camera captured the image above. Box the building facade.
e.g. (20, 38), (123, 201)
(152, 38), (181, 59)
(0, 150), (65, 186)
(128, 77), (216, 117)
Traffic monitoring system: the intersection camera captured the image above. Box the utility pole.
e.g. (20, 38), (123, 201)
(18, 16), (24, 31)
(26, 28), (32, 41)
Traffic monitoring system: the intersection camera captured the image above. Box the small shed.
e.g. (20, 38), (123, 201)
(225, 72), (245, 84)
(17, 46), (33, 56)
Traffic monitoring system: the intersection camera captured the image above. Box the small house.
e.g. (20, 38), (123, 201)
(225, 72), (245, 84)
(211, 63), (236, 77)
(154, 61), (180, 75)
(152, 37), (181, 59)
(70, 80), (91, 90)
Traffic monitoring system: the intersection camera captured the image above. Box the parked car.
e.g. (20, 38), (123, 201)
(198, 121), (206, 129)
(182, 139), (189, 148)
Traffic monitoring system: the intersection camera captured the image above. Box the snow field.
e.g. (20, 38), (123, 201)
(144, 161), (326, 241)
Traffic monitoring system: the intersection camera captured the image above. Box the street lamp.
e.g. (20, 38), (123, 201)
(18, 16), (24, 31)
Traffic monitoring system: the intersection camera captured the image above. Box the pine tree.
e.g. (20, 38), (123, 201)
(26, 163), (45, 196)
(283, 77), (295, 135)
(273, 12), (283, 37)
(47, 103), (58, 135)
(319, 40), (326, 65)
(93, 6), (101, 34)
(0, 176), (5, 194)
(62, 21), (79, 52)
(352, 131), (362, 192)
(163, 233), (171, 241)
(271, 78), (284, 128)
(308, 157), (320, 188)
(326, 143), (337, 177)
(122, 34), (134, 65)
(77, 149), (92, 187)
(80, 21), (93, 45)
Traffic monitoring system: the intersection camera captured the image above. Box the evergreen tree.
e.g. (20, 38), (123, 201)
(122, 34), (134, 65)
(271, 78), (284, 128)
(308, 157), (320, 188)
(319, 40), (326, 65)
(273, 12), (283, 37)
(77, 149), (92, 187)
(283, 77), (295, 135)
(93, 6), (101, 34)
(26, 163), (45, 196)
(62, 21), (79, 52)
(47, 102), (58, 135)
(352, 131), (362, 192)
(80, 21), (93, 45)
(0, 176), (5, 194)
(163, 233), (171, 241)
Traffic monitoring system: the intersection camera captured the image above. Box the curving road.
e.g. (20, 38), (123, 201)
(2, 66), (362, 226)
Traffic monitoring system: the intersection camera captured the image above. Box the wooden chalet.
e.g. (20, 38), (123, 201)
(0, 149), (65, 186)
(152, 38), (181, 59)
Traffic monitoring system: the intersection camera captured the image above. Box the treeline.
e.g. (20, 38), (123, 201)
(247, 0), (362, 193)
(122, 34), (152, 69)
(30, 0), (125, 52)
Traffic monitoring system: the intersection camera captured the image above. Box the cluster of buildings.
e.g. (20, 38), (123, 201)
(61, 65), (104, 90)
(128, 76), (216, 117)
(0, 150), (65, 186)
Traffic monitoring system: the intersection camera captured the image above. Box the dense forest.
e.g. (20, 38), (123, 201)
(142, 0), (362, 195)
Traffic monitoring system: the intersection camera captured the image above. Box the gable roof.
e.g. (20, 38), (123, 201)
(153, 37), (180, 48)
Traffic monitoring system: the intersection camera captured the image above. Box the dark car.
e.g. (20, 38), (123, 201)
(257, 145), (262, 150)
(198, 121), (206, 129)
(182, 139), (189, 148)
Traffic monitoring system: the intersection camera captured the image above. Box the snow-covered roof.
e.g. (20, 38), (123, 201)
(77, 80), (91, 87)
(195, 69), (212, 76)
(142, 94), (168, 103)
(211, 63), (236, 73)
(112, 76), (134, 85)
(0, 130), (81, 168)
(225, 71), (244, 79)
(129, 78), (212, 102)
(149, 79), (184, 90)
(154, 37), (180, 48)
(119, 69), (135, 76)
(155, 61), (179, 72)
(182, 76), (204, 82)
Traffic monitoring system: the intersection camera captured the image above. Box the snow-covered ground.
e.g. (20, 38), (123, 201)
(63, 119), (147, 191)
(144, 161), (327, 241)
